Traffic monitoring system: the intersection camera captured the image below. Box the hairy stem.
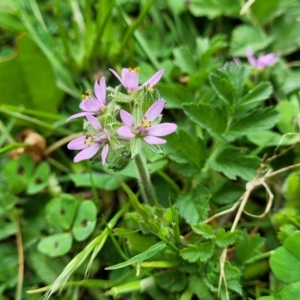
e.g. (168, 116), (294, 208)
(134, 154), (157, 205)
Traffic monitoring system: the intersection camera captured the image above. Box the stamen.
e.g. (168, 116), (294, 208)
(141, 116), (152, 129)
(84, 133), (95, 146)
(81, 89), (92, 100)
(128, 67), (140, 73)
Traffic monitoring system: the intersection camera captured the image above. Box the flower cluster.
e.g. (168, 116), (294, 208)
(67, 68), (177, 171)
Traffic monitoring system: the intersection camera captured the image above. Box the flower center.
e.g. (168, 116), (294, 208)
(141, 116), (152, 129)
(82, 89), (92, 100)
(128, 67), (140, 74)
(84, 133), (95, 146)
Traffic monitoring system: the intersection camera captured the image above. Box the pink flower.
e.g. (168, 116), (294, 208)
(67, 115), (110, 164)
(109, 67), (164, 93)
(246, 47), (277, 70)
(67, 77), (107, 121)
(117, 99), (177, 144)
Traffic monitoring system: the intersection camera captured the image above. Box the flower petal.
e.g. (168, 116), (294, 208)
(256, 54), (277, 68)
(83, 100), (102, 112)
(94, 77), (106, 104)
(124, 71), (139, 91)
(67, 136), (87, 150)
(143, 136), (166, 144)
(101, 144), (109, 165)
(86, 115), (102, 131)
(109, 68), (124, 86)
(147, 123), (177, 136)
(145, 99), (165, 121)
(67, 111), (93, 121)
(142, 69), (164, 87)
(118, 126), (135, 138)
(246, 47), (257, 68)
(104, 128), (111, 140)
(74, 143), (100, 162)
(79, 100), (88, 110)
(120, 109), (134, 127)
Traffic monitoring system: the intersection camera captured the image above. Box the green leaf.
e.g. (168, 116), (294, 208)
(224, 261), (240, 279)
(215, 229), (238, 248)
(275, 281), (300, 300)
(156, 270), (188, 292)
(235, 231), (265, 265)
(72, 201), (97, 242)
(3, 153), (35, 194)
(247, 131), (298, 147)
(209, 70), (236, 106)
(177, 185), (210, 225)
(69, 173), (121, 191)
(183, 103), (227, 139)
(105, 241), (166, 270)
(276, 101), (299, 134)
(192, 223), (214, 239)
(0, 222), (17, 241)
(165, 129), (205, 169)
(173, 46), (197, 75)
(271, 7), (300, 54)
(230, 25), (273, 56)
(282, 172), (300, 205)
(159, 83), (195, 109)
(228, 108), (279, 140)
(189, 0), (240, 18)
(180, 241), (214, 263)
(283, 231), (300, 262)
(237, 82), (273, 108)
(189, 274), (213, 300)
(46, 194), (78, 230)
(210, 147), (260, 181)
(37, 233), (73, 257)
(0, 34), (63, 113)
(27, 161), (51, 195)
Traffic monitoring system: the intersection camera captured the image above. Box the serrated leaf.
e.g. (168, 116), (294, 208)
(173, 46), (197, 75)
(183, 103), (227, 139)
(189, 274), (213, 300)
(46, 194), (78, 230)
(191, 223), (214, 239)
(72, 201), (97, 242)
(230, 25), (273, 56)
(276, 101), (299, 134)
(215, 229), (238, 248)
(37, 233), (72, 257)
(209, 70), (236, 106)
(224, 261), (240, 279)
(156, 270), (188, 292)
(210, 146), (260, 181)
(237, 82), (273, 108)
(105, 241), (166, 270)
(177, 185), (210, 225)
(166, 130), (205, 168)
(275, 281), (300, 300)
(228, 108), (279, 140)
(180, 242), (214, 263)
(235, 231), (265, 265)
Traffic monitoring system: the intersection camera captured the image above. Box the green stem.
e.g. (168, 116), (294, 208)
(134, 154), (157, 205)
(15, 212), (24, 300)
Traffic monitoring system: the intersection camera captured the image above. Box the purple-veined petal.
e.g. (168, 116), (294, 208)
(124, 71), (139, 91)
(256, 54), (277, 68)
(145, 99), (165, 121)
(101, 144), (109, 165)
(94, 77), (106, 104)
(142, 69), (164, 87)
(120, 109), (134, 127)
(143, 136), (166, 144)
(83, 100), (102, 112)
(74, 143), (100, 162)
(147, 123), (177, 137)
(86, 115), (102, 131)
(118, 126), (135, 138)
(246, 47), (258, 68)
(67, 111), (94, 121)
(67, 136), (87, 150)
(109, 68), (124, 86)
